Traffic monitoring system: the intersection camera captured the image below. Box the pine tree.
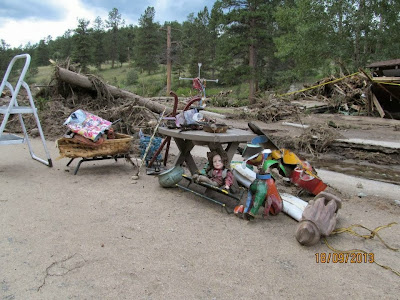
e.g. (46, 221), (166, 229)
(0, 40), (15, 74)
(118, 25), (136, 67)
(92, 17), (106, 70)
(106, 8), (124, 68)
(51, 30), (73, 61)
(274, 0), (332, 80)
(72, 18), (92, 72)
(182, 8), (215, 78)
(214, 0), (279, 104)
(34, 39), (50, 66)
(134, 7), (162, 74)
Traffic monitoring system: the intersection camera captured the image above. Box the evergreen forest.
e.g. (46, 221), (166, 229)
(1, 0), (399, 103)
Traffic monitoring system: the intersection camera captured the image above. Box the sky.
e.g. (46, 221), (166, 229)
(0, 0), (216, 48)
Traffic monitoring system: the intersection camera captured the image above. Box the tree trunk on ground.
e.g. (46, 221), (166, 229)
(55, 67), (172, 115)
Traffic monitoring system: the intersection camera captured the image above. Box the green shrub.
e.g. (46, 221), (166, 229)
(210, 97), (230, 107)
(126, 69), (139, 85)
(174, 87), (193, 97)
(36, 97), (49, 111)
(135, 79), (165, 97)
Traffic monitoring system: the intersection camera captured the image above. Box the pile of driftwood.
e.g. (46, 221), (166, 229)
(291, 74), (370, 114)
(7, 68), (386, 140)
(249, 98), (301, 122)
(28, 66), (174, 139)
(244, 74), (371, 123)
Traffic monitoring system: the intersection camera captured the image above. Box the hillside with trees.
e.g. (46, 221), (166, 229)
(1, 0), (400, 102)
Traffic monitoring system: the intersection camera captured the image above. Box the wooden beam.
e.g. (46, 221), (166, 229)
(372, 77), (400, 82)
(166, 25), (172, 96)
(372, 93), (385, 118)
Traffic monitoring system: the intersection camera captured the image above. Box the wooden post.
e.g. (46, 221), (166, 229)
(372, 93), (385, 118)
(366, 86), (372, 116)
(166, 25), (172, 96)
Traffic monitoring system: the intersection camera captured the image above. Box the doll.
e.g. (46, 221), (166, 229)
(192, 150), (237, 192)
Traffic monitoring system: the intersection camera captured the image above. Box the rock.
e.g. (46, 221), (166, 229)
(30, 128), (39, 137)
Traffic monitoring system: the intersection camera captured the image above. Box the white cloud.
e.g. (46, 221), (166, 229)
(153, 0), (169, 13)
(0, 0), (108, 48)
(0, 0), (216, 48)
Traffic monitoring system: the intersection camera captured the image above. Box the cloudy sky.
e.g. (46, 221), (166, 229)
(0, 0), (216, 48)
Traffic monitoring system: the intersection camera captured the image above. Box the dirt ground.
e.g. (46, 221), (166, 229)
(1, 128), (399, 299)
(2, 68), (400, 298)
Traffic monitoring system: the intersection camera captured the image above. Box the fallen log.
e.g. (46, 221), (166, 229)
(55, 67), (172, 115)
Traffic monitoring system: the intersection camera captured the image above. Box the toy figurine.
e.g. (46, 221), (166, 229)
(246, 122), (327, 196)
(234, 145), (283, 220)
(192, 149), (238, 192)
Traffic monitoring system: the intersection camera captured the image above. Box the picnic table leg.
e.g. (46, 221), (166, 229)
(173, 138), (198, 175)
(224, 142), (239, 162)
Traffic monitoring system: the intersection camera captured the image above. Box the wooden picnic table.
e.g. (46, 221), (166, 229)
(158, 127), (257, 175)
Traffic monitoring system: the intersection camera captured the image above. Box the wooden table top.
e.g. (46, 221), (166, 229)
(158, 127), (257, 143)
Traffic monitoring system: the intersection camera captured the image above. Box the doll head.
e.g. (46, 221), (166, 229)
(206, 149), (228, 171)
(212, 154), (223, 170)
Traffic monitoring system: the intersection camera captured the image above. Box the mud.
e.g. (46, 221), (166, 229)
(311, 155), (400, 185)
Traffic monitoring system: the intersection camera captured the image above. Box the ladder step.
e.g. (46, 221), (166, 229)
(0, 133), (25, 145)
(0, 106), (36, 114)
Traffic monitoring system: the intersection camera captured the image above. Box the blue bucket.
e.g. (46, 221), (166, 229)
(139, 131), (162, 163)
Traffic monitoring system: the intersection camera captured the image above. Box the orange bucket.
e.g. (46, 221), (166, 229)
(290, 167), (327, 195)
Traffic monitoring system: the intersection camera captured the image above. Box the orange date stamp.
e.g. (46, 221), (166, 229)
(315, 252), (374, 263)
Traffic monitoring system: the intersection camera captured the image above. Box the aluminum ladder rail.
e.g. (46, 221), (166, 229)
(0, 54), (52, 167)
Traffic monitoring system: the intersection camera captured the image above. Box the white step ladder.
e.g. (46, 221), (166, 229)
(0, 54), (52, 167)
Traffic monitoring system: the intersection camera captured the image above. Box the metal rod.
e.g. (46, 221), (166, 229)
(181, 174), (243, 201)
(179, 77), (218, 83)
(176, 183), (226, 207)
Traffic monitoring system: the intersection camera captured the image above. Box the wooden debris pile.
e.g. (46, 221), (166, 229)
(292, 74), (370, 114)
(249, 98), (300, 122)
(293, 124), (343, 155)
(25, 65), (173, 140)
(249, 74), (372, 123)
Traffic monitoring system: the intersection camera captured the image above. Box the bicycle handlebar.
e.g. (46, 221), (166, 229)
(179, 77), (219, 83)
